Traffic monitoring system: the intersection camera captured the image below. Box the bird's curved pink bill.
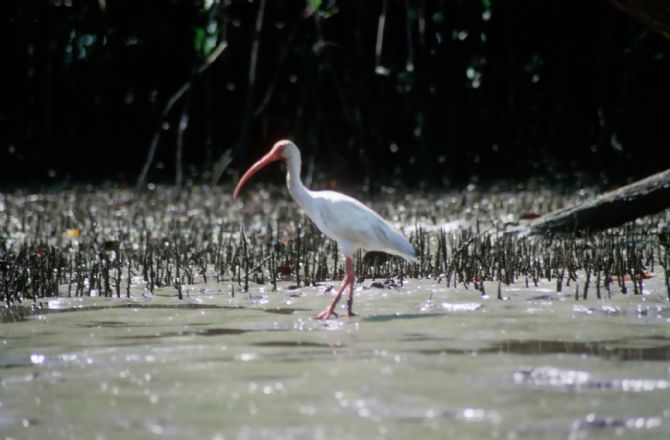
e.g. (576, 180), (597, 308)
(233, 149), (282, 199)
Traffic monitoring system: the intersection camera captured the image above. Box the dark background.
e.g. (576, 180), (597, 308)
(2, 0), (670, 190)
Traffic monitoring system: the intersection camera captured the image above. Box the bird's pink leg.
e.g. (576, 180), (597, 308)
(315, 257), (355, 320)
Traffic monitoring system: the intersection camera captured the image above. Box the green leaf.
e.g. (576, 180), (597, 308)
(194, 27), (205, 52)
(482, 0), (491, 9)
(308, 0), (322, 11)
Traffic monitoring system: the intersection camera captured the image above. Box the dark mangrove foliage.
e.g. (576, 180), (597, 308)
(4, 0), (670, 188)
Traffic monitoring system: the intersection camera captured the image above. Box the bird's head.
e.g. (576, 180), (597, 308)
(270, 139), (301, 162)
(233, 139), (297, 199)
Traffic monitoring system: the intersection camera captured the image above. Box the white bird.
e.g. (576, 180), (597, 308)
(233, 140), (417, 319)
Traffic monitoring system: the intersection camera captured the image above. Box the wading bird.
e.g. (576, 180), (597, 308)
(233, 140), (417, 319)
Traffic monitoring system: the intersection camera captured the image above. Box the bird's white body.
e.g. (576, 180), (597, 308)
(283, 143), (416, 262)
(234, 140), (416, 319)
(294, 189), (416, 261)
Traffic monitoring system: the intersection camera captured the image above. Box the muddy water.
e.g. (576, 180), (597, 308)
(2, 276), (670, 440)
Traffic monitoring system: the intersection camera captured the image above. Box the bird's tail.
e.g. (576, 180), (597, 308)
(385, 229), (417, 263)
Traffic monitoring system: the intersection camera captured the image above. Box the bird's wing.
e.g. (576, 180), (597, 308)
(309, 191), (416, 261)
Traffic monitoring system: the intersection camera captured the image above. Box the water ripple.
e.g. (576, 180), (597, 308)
(513, 366), (670, 392)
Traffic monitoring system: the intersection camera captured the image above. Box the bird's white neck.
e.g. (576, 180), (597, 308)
(285, 153), (310, 209)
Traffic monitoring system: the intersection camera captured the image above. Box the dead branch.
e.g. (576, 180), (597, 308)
(517, 168), (670, 235)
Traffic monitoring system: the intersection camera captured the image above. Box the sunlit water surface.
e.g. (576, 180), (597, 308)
(2, 276), (670, 440)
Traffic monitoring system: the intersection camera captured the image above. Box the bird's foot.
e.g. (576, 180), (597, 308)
(315, 308), (338, 320)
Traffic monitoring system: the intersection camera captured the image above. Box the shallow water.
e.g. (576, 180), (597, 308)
(2, 276), (670, 440)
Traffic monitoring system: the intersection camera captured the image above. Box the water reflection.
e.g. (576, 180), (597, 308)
(253, 341), (337, 348)
(2, 276), (669, 439)
(573, 414), (663, 432)
(514, 366), (670, 392)
(493, 339), (670, 361)
(362, 312), (449, 322)
(411, 339), (670, 361)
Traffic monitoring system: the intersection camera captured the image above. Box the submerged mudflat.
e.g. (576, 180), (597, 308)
(1, 184), (669, 439)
